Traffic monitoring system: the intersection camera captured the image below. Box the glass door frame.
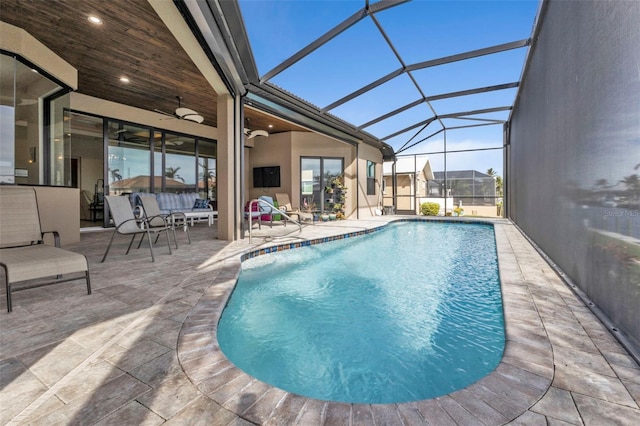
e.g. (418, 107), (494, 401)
(300, 156), (344, 213)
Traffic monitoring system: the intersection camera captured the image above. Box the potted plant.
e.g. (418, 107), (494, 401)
(303, 200), (318, 221)
(327, 174), (347, 219)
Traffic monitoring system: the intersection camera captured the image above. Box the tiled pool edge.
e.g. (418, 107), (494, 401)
(241, 218), (491, 260)
(177, 219), (554, 424)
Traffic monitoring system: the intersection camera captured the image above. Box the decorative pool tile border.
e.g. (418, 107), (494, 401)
(241, 218), (494, 261)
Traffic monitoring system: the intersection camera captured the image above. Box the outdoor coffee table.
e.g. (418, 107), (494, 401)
(172, 210), (217, 228)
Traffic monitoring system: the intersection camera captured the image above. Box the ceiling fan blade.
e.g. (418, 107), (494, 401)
(154, 108), (175, 117)
(245, 128), (269, 139)
(176, 107), (204, 124)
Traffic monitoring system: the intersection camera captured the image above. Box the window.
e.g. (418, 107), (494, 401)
(367, 160), (376, 195)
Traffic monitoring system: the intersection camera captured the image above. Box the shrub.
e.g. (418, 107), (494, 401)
(420, 202), (440, 216)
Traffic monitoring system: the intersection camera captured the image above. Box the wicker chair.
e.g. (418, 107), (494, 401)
(0, 186), (91, 312)
(102, 195), (172, 263)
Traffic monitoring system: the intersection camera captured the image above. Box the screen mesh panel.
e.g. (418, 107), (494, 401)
(509, 0), (640, 347)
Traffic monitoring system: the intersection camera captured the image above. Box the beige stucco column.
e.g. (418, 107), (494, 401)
(217, 93), (234, 241)
(217, 93), (244, 241)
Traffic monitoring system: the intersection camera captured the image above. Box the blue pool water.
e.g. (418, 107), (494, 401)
(218, 221), (505, 404)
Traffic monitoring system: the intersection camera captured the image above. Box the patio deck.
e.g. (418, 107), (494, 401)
(1, 217), (638, 425)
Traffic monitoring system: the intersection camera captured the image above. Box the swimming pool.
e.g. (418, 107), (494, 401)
(218, 221), (505, 404)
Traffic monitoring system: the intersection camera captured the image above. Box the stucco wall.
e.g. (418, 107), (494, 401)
(247, 132), (292, 202)
(248, 131), (365, 218)
(356, 142), (383, 218)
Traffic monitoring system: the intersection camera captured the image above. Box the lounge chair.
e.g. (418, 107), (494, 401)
(275, 193), (313, 222)
(102, 195), (173, 263)
(258, 195), (286, 227)
(136, 194), (191, 248)
(0, 186), (91, 312)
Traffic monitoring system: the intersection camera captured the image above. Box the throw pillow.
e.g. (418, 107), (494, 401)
(193, 198), (209, 209)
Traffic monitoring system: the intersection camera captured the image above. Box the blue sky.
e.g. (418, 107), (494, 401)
(239, 0), (540, 176)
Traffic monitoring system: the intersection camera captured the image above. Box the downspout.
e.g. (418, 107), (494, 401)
(504, 121), (510, 219)
(236, 95), (244, 239)
(443, 130), (448, 213)
(392, 159), (397, 212)
(356, 143), (359, 219)
(414, 154), (418, 214)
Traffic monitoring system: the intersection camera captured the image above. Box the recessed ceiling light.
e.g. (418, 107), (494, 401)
(120, 77), (130, 83)
(88, 15), (102, 25)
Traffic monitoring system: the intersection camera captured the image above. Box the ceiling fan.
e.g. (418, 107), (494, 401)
(244, 118), (269, 139)
(155, 96), (204, 124)
(244, 128), (269, 139)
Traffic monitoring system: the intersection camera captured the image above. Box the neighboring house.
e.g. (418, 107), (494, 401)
(109, 176), (188, 195)
(431, 170), (497, 206)
(383, 157), (434, 213)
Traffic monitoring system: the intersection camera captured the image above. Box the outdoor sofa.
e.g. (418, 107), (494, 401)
(128, 192), (217, 226)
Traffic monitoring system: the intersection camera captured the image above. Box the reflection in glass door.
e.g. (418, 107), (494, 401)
(68, 113), (105, 227)
(300, 157), (343, 213)
(164, 133), (196, 193)
(198, 140), (216, 203)
(107, 122), (151, 195)
(301, 158), (320, 212)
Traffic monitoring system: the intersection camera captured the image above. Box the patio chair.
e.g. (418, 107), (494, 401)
(275, 192), (313, 223)
(101, 195), (172, 263)
(137, 194), (191, 248)
(258, 195), (286, 228)
(0, 186), (91, 312)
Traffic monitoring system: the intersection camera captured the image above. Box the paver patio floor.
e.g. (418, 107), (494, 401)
(1, 217), (638, 425)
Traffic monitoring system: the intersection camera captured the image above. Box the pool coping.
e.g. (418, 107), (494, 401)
(177, 218), (555, 424)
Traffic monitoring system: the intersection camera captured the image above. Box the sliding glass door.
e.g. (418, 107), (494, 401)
(300, 157), (343, 213)
(107, 122), (151, 195)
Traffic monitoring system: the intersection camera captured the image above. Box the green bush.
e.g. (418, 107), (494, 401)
(420, 202), (440, 216)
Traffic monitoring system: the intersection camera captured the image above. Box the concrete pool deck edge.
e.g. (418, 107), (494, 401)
(175, 218), (639, 424)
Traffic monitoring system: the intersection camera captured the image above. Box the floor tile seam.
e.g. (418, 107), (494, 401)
(585, 349), (640, 406)
(567, 387), (640, 411)
(529, 389), (585, 426)
(509, 222), (640, 366)
(0, 333), (67, 364)
(499, 223), (560, 409)
(240, 386), (289, 423)
(104, 344), (175, 377)
(5, 263), (206, 426)
(21, 370), (153, 426)
(537, 280), (639, 389)
(503, 226), (596, 347)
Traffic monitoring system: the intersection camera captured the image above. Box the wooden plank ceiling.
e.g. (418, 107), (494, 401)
(1, 0), (307, 135)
